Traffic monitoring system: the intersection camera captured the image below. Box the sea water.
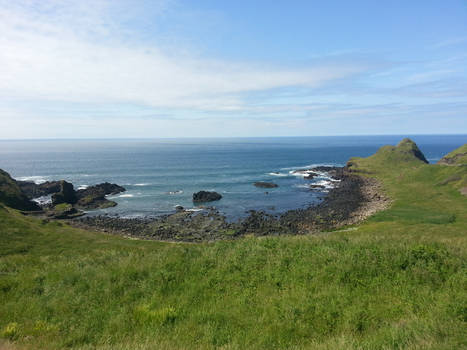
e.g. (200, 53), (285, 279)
(0, 135), (465, 221)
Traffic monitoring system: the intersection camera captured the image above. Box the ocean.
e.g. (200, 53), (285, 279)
(0, 135), (465, 221)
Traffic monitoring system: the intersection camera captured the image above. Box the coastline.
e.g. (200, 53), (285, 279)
(70, 167), (391, 242)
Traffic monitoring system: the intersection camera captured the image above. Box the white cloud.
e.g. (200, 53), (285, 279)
(0, 0), (365, 113)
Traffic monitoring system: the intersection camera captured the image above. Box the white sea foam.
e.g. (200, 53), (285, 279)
(313, 180), (336, 189)
(294, 184), (311, 189)
(77, 185), (88, 190)
(118, 194), (134, 198)
(17, 176), (49, 184)
(167, 190), (183, 195)
(267, 172), (289, 177)
(289, 169), (320, 178)
(186, 208), (203, 212)
(134, 183), (150, 186)
(32, 195), (52, 205)
(121, 213), (145, 219)
(281, 163), (340, 171)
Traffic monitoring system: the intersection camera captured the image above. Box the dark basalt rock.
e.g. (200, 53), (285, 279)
(77, 182), (125, 197)
(75, 182), (125, 209)
(0, 169), (40, 211)
(253, 182), (278, 188)
(193, 191), (222, 203)
(51, 181), (77, 205)
(17, 180), (62, 198)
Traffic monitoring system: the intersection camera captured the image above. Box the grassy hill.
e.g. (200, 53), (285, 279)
(0, 140), (466, 350)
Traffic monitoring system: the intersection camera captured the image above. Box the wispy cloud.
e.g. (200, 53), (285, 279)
(0, 0), (365, 113)
(0, 0), (466, 138)
(430, 37), (467, 49)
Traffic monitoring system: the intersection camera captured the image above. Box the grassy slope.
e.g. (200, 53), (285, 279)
(1, 144), (467, 350)
(438, 144), (467, 165)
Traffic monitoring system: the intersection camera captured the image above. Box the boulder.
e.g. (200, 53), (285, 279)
(193, 191), (222, 203)
(254, 182), (278, 188)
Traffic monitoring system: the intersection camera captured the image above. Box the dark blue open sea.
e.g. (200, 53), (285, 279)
(0, 135), (465, 220)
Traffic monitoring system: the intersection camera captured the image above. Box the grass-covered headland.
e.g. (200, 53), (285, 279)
(0, 139), (466, 349)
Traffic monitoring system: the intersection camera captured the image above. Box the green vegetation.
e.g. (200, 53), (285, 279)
(1, 141), (466, 349)
(438, 143), (467, 165)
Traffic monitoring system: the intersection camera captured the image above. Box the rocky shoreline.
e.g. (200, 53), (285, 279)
(0, 164), (390, 242)
(71, 166), (390, 242)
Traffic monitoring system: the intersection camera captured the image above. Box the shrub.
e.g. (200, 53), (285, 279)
(1, 322), (19, 340)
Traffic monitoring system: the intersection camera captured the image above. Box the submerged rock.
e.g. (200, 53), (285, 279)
(253, 182), (278, 188)
(193, 191), (222, 203)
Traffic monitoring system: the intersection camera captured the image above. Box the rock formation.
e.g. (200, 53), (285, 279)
(193, 191), (222, 202)
(51, 181), (77, 205)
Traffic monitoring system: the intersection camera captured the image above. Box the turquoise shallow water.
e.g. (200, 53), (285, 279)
(0, 135), (465, 220)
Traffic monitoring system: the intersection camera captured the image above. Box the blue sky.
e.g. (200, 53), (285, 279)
(0, 0), (466, 138)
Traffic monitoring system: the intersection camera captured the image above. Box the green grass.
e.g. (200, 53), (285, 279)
(1, 143), (467, 349)
(439, 144), (467, 165)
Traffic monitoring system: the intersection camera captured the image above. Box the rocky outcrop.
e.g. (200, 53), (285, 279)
(193, 191), (222, 203)
(1, 168), (127, 215)
(0, 169), (41, 211)
(78, 183), (125, 197)
(17, 180), (62, 198)
(253, 182), (278, 188)
(17, 179), (126, 208)
(75, 182), (125, 209)
(51, 181), (77, 205)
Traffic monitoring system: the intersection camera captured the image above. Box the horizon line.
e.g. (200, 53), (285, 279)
(0, 133), (466, 142)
